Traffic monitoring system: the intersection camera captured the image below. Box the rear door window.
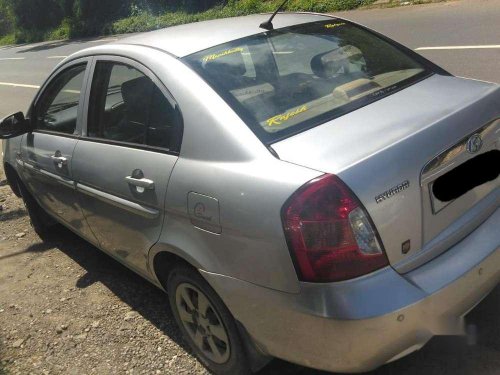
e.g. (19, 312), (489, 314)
(87, 61), (182, 152)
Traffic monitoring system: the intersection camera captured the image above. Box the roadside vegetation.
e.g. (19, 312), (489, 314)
(0, 0), (377, 45)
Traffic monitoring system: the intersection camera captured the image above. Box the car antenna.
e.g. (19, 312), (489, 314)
(259, 0), (290, 31)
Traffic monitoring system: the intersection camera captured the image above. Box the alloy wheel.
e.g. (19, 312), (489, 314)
(175, 282), (231, 364)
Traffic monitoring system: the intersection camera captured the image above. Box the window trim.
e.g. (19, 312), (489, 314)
(29, 57), (93, 138)
(32, 129), (80, 139)
(81, 55), (183, 156)
(80, 136), (179, 155)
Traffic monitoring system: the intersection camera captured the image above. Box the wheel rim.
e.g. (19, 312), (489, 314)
(175, 283), (231, 364)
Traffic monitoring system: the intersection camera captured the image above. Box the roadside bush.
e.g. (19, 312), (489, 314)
(0, 4), (14, 36)
(8, 0), (63, 31)
(70, 0), (132, 36)
(112, 0), (375, 35)
(0, 33), (15, 45)
(48, 19), (71, 40)
(0, 0), (377, 44)
(228, 0), (372, 13)
(179, 0), (226, 13)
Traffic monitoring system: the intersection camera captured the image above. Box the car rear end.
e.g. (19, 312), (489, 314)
(182, 16), (499, 372)
(255, 76), (500, 372)
(202, 93), (499, 370)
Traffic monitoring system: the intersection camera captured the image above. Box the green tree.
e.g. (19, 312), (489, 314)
(7, 0), (63, 30)
(0, 0), (14, 36)
(70, 0), (133, 36)
(180, 0), (225, 13)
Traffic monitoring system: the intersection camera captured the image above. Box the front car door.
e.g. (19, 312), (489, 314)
(72, 57), (182, 275)
(20, 58), (94, 238)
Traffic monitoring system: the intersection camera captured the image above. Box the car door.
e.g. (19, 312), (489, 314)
(72, 57), (183, 275)
(20, 58), (94, 237)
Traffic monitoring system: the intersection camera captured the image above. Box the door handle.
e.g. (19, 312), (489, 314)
(125, 176), (155, 190)
(51, 155), (68, 165)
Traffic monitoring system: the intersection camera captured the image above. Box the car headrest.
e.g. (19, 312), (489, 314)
(204, 52), (247, 78)
(311, 45), (365, 79)
(311, 53), (329, 79)
(121, 76), (154, 117)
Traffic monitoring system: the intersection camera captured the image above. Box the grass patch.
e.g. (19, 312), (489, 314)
(0, 33), (15, 46)
(47, 19), (71, 41)
(0, 20), (71, 46)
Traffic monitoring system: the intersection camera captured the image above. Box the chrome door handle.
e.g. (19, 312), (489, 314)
(125, 176), (155, 190)
(51, 155), (68, 165)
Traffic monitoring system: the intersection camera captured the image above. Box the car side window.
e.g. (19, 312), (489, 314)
(35, 64), (87, 135)
(88, 61), (181, 152)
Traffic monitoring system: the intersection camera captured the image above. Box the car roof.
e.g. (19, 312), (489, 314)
(117, 13), (332, 58)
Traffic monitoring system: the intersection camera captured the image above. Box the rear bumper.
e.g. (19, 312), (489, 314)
(202, 208), (500, 373)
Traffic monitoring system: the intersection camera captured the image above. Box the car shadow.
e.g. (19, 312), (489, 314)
(0, 208), (28, 222)
(15, 36), (116, 54)
(47, 226), (192, 352)
(38, 226), (500, 375)
(0, 240), (53, 261)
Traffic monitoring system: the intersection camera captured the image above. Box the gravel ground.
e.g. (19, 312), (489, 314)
(0, 165), (499, 375)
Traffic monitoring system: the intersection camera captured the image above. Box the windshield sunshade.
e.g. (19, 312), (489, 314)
(184, 20), (431, 143)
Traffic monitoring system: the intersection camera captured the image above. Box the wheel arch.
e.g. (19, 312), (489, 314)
(149, 244), (204, 292)
(3, 161), (22, 197)
(150, 246), (272, 372)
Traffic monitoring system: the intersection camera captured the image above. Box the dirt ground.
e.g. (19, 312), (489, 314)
(0, 164), (499, 375)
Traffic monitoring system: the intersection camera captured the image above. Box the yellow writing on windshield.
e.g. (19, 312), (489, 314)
(202, 47), (244, 62)
(325, 22), (346, 29)
(266, 106), (308, 127)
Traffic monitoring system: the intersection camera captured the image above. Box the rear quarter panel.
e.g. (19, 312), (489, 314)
(154, 157), (320, 294)
(273, 75), (500, 267)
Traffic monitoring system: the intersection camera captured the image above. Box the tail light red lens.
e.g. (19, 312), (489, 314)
(282, 174), (389, 282)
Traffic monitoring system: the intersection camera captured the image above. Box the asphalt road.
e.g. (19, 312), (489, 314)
(0, 0), (499, 119)
(337, 0), (500, 83)
(0, 0), (499, 374)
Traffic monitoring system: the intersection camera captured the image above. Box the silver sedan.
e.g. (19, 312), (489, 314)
(1, 12), (499, 374)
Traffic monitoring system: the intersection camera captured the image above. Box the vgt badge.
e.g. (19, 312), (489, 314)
(466, 134), (483, 154)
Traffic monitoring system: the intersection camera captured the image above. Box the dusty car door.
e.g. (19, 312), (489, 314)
(20, 58), (94, 236)
(72, 57), (182, 275)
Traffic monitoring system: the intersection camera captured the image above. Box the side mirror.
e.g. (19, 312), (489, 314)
(0, 112), (31, 139)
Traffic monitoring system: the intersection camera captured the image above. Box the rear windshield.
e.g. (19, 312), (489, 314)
(183, 20), (431, 143)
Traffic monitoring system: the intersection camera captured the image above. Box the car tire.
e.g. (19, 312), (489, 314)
(167, 265), (251, 375)
(17, 179), (56, 239)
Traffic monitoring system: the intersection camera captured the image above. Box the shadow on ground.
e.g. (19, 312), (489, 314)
(0, 208), (28, 222)
(15, 36), (117, 54)
(34, 225), (500, 375)
(0, 240), (54, 261)
(41, 226), (191, 355)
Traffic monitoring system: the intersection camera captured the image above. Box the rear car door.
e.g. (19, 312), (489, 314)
(72, 57), (182, 275)
(20, 58), (92, 234)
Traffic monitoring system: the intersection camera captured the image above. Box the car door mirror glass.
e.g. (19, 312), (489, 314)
(0, 112), (31, 139)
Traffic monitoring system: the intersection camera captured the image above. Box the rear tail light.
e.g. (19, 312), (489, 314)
(282, 174), (388, 282)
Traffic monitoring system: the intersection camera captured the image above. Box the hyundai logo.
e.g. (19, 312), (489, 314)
(466, 134), (483, 154)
